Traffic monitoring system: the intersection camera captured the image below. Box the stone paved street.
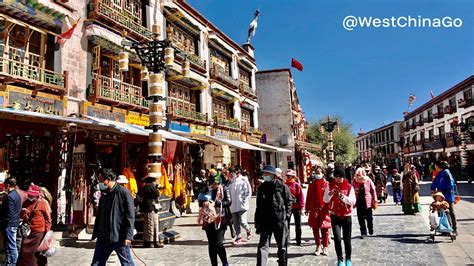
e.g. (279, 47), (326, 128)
(47, 181), (474, 266)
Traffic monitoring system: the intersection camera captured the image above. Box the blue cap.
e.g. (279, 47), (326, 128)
(262, 165), (276, 175)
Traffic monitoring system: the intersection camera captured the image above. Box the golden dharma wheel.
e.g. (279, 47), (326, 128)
(148, 145), (163, 157)
(182, 61), (190, 78)
(150, 132), (162, 143)
(152, 24), (160, 35)
(119, 51), (129, 72)
(148, 163), (162, 174)
(149, 84), (164, 97)
(149, 115), (163, 126)
(164, 47), (174, 66)
(149, 102), (163, 113)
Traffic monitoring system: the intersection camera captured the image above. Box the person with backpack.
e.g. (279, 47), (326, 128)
(255, 165), (292, 266)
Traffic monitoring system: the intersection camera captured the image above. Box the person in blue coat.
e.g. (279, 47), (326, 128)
(431, 161), (457, 235)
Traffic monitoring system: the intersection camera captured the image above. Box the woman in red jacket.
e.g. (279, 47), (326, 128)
(17, 184), (52, 266)
(352, 168), (377, 238)
(305, 166), (331, 256)
(324, 166), (356, 266)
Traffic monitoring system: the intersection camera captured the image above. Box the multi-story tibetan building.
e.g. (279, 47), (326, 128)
(256, 68), (316, 182)
(1, 0), (290, 234)
(0, 0), (77, 226)
(402, 75), (474, 179)
(356, 122), (403, 169)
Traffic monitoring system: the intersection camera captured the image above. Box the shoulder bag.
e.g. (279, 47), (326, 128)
(18, 199), (40, 238)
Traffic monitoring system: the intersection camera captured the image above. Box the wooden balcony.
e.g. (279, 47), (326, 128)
(417, 120), (424, 126)
(89, 0), (153, 41)
(90, 73), (148, 111)
(214, 116), (241, 131)
(444, 106), (455, 115)
(423, 117), (433, 123)
(239, 83), (257, 100)
(410, 124), (416, 129)
(0, 45), (66, 94)
(210, 64), (240, 90)
(175, 51), (207, 74)
(458, 98), (472, 108)
(167, 106), (210, 126)
(433, 111), (444, 119)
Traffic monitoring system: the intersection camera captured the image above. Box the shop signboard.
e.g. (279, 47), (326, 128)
(126, 111), (149, 127)
(82, 102), (126, 122)
(424, 140), (444, 150)
(214, 129), (240, 140)
(170, 121), (191, 133)
(3, 85), (66, 115)
(190, 124), (210, 135)
(415, 144), (423, 152)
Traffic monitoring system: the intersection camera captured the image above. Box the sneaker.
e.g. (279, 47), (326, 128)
(233, 237), (243, 245)
(314, 245), (321, 256)
(247, 230), (254, 240)
(337, 260), (344, 266)
(369, 229), (374, 236)
(321, 247), (329, 256)
(346, 259), (352, 266)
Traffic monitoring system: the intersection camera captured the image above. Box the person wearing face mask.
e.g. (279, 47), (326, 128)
(324, 166), (356, 266)
(285, 169), (304, 246)
(352, 168), (377, 239)
(91, 168), (135, 266)
(17, 184), (51, 266)
(305, 167), (331, 256)
(229, 165), (253, 245)
(255, 165), (292, 266)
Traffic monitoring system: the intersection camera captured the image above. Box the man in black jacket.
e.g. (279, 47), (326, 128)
(92, 169), (135, 266)
(1, 177), (21, 265)
(255, 165), (292, 266)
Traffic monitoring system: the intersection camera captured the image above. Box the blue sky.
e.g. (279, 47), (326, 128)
(188, 0), (474, 133)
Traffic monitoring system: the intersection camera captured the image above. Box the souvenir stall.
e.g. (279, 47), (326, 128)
(0, 113), (69, 226)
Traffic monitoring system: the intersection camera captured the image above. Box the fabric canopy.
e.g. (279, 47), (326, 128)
(206, 136), (264, 151)
(84, 115), (148, 136)
(250, 142), (293, 153)
(0, 108), (92, 125)
(157, 130), (196, 143)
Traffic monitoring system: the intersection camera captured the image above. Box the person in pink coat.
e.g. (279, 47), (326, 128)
(352, 167), (377, 238)
(305, 166), (331, 256)
(285, 169), (304, 246)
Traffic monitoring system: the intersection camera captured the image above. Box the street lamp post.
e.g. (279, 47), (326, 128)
(121, 0), (186, 242)
(320, 116), (339, 162)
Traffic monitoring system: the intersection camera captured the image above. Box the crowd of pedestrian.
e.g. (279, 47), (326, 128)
(0, 157), (461, 266)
